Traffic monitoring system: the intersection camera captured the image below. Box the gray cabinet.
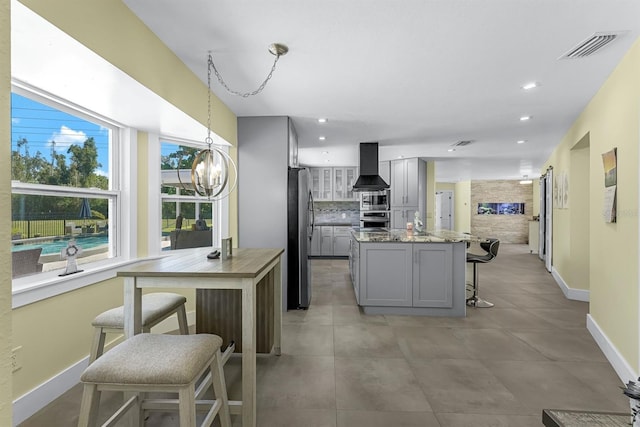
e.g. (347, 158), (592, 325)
(310, 168), (333, 201)
(349, 234), (360, 304)
(333, 167), (358, 201)
(311, 225), (353, 257)
(359, 243), (413, 306)
(390, 158), (426, 228)
(391, 158), (419, 206)
(413, 244), (453, 307)
(333, 226), (351, 256)
(352, 241), (464, 313)
(390, 207), (418, 229)
(320, 226), (334, 255)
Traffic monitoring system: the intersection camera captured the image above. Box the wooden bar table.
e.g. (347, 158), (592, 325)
(117, 247), (284, 427)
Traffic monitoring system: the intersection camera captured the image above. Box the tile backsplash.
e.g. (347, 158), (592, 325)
(314, 201), (359, 224)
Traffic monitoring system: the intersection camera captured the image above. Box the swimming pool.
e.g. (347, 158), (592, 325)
(12, 235), (109, 255)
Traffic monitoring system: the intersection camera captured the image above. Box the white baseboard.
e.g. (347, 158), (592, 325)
(587, 314), (637, 384)
(13, 310), (196, 426)
(551, 266), (590, 302)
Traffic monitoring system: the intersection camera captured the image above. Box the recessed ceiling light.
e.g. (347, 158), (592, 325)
(517, 140), (526, 144)
(319, 136), (326, 141)
(397, 155), (404, 159)
(321, 151), (329, 155)
(522, 82), (540, 90)
(520, 115), (532, 121)
(317, 118), (328, 123)
(448, 148), (456, 152)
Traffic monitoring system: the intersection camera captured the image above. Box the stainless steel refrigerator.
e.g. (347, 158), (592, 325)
(287, 167), (314, 309)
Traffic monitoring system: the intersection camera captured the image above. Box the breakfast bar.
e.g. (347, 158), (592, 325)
(117, 246), (284, 427)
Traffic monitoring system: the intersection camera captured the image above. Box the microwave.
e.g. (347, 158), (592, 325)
(360, 210), (390, 229)
(360, 190), (390, 211)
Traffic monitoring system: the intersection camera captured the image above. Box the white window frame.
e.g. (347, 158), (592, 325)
(148, 134), (228, 255)
(10, 84), (137, 309)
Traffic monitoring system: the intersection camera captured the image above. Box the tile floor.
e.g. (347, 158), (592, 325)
(19, 244), (631, 426)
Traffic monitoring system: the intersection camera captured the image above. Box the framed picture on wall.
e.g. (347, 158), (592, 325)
(601, 148), (617, 223)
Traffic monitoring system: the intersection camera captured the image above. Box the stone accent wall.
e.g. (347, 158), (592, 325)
(471, 180), (533, 243)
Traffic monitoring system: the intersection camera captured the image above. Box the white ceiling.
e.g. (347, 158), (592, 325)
(123, 0), (640, 182)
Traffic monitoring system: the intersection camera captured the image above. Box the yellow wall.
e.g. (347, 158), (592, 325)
(543, 37), (640, 372)
(454, 181), (471, 232)
(9, 1), (236, 402)
(1, 0), (13, 424)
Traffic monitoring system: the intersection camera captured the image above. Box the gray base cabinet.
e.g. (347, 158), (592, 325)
(311, 225), (352, 257)
(351, 240), (466, 316)
(360, 244), (413, 306)
(333, 226), (351, 256)
(413, 244), (453, 307)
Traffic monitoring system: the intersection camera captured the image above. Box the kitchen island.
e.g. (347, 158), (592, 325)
(349, 229), (483, 316)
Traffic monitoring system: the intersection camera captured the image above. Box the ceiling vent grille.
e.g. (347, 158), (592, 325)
(452, 140), (474, 147)
(560, 32), (625, 59)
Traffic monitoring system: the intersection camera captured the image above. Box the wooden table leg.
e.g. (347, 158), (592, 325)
(123, 277), (142, 338)
(273, 261), (282, 356)
(242, 278), (257, 427)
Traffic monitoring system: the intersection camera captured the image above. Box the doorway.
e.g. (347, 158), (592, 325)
(435, 190), (454, 230)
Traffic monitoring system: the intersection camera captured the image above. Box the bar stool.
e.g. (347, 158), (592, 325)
(77, 333), (231, 427)
(466, 238), (500, 308)
(89, 292), (189, 364)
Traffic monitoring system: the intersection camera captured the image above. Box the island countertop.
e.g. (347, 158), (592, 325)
(351, 228), (486, 243)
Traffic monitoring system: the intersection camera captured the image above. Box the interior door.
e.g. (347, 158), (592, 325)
(544, 169), (553, 272)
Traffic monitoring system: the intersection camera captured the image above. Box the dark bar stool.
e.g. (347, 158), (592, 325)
(466, 238), (500, 308)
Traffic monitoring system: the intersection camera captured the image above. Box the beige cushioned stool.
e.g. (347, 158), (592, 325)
(90, 292), (189, 364)
(78, 333), (231, 427)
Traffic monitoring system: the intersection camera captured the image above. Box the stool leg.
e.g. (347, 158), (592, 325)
(77, 383), (100, 427)
(178, 386), (196, 427)
(474, 264), (494, 308)
(89, 327), (106, 364)
(177, 305), (189, 335)
(211, 349), (231, 427)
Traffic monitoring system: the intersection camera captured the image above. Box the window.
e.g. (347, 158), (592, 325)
(11, 89), (120, 282)
(159, 140), (219, 251)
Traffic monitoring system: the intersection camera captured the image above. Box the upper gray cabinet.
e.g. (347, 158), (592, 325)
(391, 158), (421, 206)
(333, 167), (358, 201)
(310, 167), (358, 201)
(310, 167), (333, 201)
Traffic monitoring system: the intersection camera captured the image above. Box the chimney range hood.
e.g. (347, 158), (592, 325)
(352, 142), (390, 192)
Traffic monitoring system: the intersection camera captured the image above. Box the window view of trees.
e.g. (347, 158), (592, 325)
(11, 91), (116, 277)
(160, 142), (215, 250)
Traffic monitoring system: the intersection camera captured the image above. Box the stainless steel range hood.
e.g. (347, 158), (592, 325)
(352, 142), (390, 192)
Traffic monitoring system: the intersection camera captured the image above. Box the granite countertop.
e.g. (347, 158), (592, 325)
(315, 221), (358, 227)
(351, 229), (487, 243)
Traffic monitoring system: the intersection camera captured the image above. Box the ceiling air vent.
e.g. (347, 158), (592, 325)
(559, 32), (626, 59)
(452, 140), (474, 147)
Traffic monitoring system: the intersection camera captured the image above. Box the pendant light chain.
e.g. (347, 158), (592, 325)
(206, 54), (214, 147)
(208, 50), (283, 98)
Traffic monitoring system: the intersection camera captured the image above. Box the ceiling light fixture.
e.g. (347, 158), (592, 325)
(520, 115), (532, 121)
(522, 82), (539, 90)
(319, 136), (326, 141)
(517, 140), (526, 144)
(448, 148), (456, 152)
(318, 118), (328, 123)
(189, 55), (238, 199)
(321, 151), (329, 155)
(208, 43), (288, 97)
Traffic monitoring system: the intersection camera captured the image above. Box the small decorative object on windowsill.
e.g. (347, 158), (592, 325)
(59, 239), (83, 276)
(221, 237), (233, 260)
